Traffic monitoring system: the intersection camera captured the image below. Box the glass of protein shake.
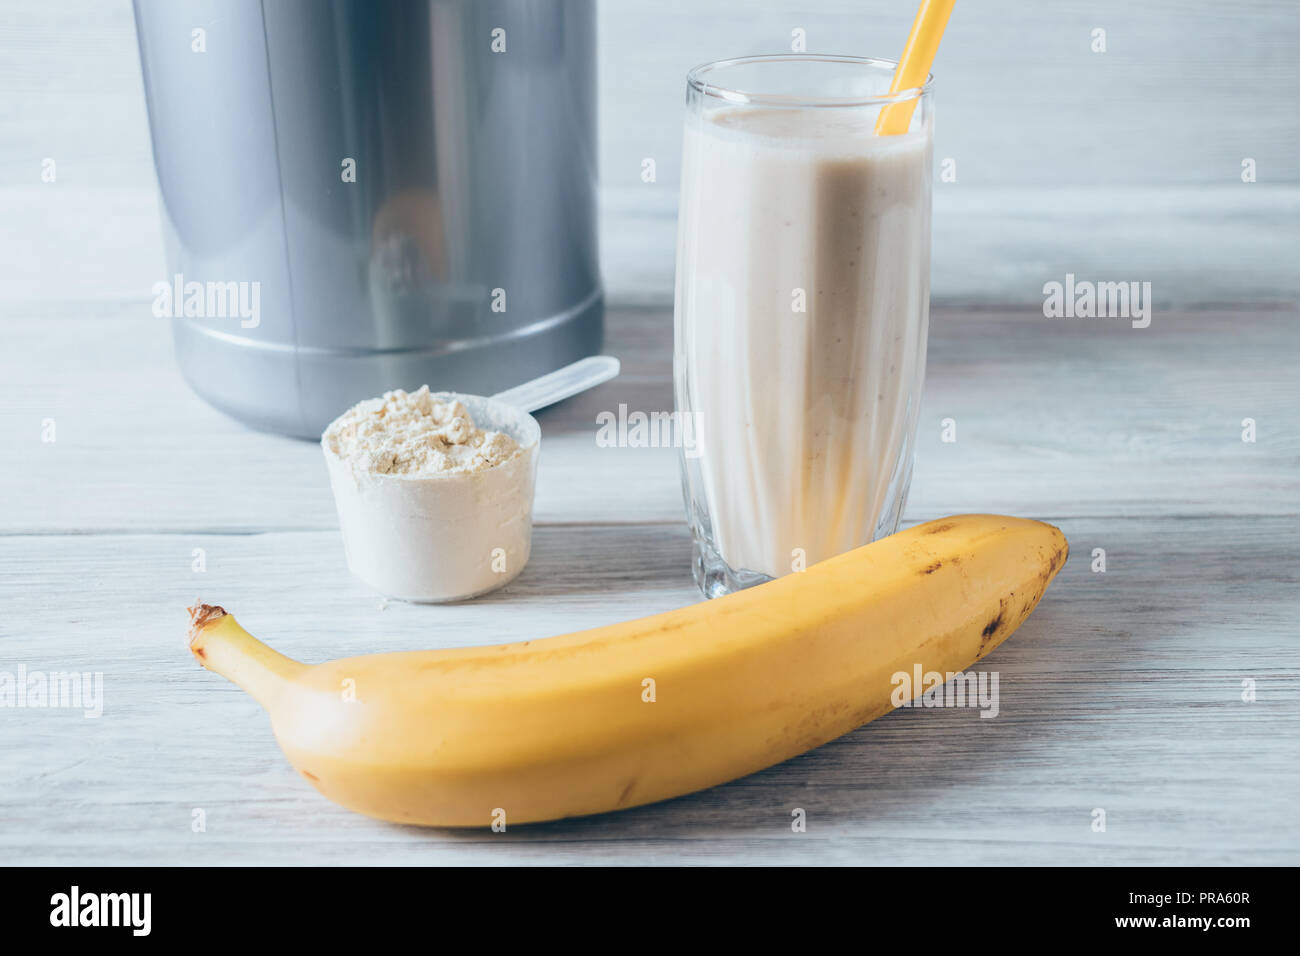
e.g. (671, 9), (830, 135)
(673, 55), (933, 597)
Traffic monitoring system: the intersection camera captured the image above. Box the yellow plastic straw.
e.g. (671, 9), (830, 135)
(875, 0), (955, 135)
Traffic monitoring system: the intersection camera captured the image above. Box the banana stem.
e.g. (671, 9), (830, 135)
(188, 604), (306, 709)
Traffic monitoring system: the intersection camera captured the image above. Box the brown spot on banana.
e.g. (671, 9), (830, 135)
(981, 609), (1005, 639)
(979, 597), (1011, 654)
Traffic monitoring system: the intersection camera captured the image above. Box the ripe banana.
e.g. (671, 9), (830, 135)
(189, 514), (1067, 827)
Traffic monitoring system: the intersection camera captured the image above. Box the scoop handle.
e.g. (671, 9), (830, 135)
(492, 355), (621, 413)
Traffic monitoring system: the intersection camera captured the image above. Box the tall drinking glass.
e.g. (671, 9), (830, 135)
(674, 55), (933, 597)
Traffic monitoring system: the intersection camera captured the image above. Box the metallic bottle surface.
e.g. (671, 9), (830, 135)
(135, 0), (602, 437)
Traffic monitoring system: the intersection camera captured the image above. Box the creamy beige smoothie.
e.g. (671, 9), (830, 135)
(675, 105), (932, 587)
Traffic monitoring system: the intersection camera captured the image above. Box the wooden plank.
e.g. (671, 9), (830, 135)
(597, 0), (1300, 191)
(607, 186), (1300, 307)
(1, 307), (1296, 533)
(8, 0), (1299, 191)
(4, 184), (1297, 310)
(2, 0), (1299, 305)
(1, 516), (1296, 865)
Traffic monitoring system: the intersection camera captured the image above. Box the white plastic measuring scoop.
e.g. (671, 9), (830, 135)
(321, 354), (620, 603)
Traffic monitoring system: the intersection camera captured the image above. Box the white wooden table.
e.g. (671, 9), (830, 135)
(2, 300), (1297, 865)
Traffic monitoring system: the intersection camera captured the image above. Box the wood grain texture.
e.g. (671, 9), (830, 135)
(9, 0), (1297, 190)
(597, 0), (1300, 191)
(599, 0), (1300, 301)
(1, 307), (1296, 532)
(1, 516), (1296, 865)
(607, 185), (1300, 306)
(1, 0), (1297, 305)
(1, 303), (1298, 865)
(2, 0), (1298, 867)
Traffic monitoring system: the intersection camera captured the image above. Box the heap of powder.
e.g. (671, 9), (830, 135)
(324, 385), (521, 477)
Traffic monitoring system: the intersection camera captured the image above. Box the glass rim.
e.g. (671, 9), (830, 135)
(686, 54), (934, 108)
